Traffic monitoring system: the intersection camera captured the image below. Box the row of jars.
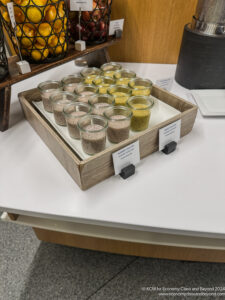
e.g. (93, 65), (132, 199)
(37, 62), (154, 155)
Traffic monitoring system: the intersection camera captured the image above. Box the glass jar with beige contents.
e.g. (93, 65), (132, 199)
(88, 94), (115, 116)
(108, 85), (132, 106)
(80, 67), (101, 84)
(78, 115), (108, 155)
(127, 96), (154, 131)
(93, 76), (115, 94)
(62, 75), (84, 93)
(64, 102), (92, 139)
(51, 92), (77, 126)
(74, 84), (98, 103)
(100, 62), (122, 78)
(38, 80), (62, 113)
(104, 106), (132, 143)
(129, 78), (153, 96)
(114, 69), (136, 86)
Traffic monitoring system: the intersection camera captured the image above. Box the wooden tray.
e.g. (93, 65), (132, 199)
(32, 96), (181, 160)
(19, 87), (198, 190)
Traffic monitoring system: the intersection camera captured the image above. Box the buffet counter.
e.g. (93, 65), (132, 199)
(1, 62), (225, 262)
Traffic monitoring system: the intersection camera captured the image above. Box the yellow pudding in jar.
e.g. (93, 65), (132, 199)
(116, 77), (131, 86)
(84, 74), (97, 84)
(132, 86), (151, 96)
(93, 76), (115, 94)
(127, 96), (154, 131)
(100, 62), (122, 78)
(130, 104), (150, 131)
(98, 85), (110, 94)
(108, 85), (132, 106)
(129, 78), (153, 96)
(114, 69), (136, 84)
(103, 70), (115, 78)
(80, 67), (101, 84)
(111, 92), (130, 106)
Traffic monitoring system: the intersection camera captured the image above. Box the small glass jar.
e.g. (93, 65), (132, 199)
(104, 106), (132, 143)
(51, 92), (76, 126)
(38, 80), (62, 113)
(114, 69), (136, 86)
(75, 84), (98, 95)
(100, 62), (122, 78)
(93, 76), (115, 94)
(62, 75), (84, 93)
(64, 102), (92, 139)
(78, 115), (108, 155)
(108, 85), (132, 106)
(127, 96), (154, 131)
(80, 67), (101, 84)
(129, 78), (153, 96)
(88, 94), (115, 116)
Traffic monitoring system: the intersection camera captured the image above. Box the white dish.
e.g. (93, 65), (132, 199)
(191, 89), (225, 117)
(33, 96), (180, 160)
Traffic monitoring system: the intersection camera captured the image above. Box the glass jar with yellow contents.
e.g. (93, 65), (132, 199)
(80, 67), (101, 84)
(93, 76), (115, 94)
(127, 96), (154, 131)
(114, 69), (136, 86)
(129, 78), (153, 96)
(108, 85), (132, 106)
(100, 62), (122, 78)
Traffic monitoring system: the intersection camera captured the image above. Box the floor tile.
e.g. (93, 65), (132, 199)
(0, 220), (40, 300)
(90, 257), (225, 300)
(19, 242), (134, 300)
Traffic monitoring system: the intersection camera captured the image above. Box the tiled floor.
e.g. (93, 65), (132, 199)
(1, 214), (225, 300)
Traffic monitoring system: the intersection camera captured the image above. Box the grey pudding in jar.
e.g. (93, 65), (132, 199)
(88, 94), (115, 116)
(38, 80), (62, 113)
(51, 92), (76, 126)
(78, 115), (108, 155)
(62, 75), (84, 93)
(64, 102), (92, 139)
(104, 106), (133, 143)
(74, 84), (98, 103)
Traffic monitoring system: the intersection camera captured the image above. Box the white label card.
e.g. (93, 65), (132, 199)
(155, 77), (173, 91)
(112, 141), (140, 175)
(7, 2), (16, 29)
(159, 120), (181, 151)
(109, 19), (124, 36)
(70, 0), (93, 11)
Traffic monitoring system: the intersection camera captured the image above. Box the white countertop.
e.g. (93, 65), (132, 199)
(1, 62), (225, 238)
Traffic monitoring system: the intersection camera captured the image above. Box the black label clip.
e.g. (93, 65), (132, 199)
(120, 164), (135, 179)
(162, 141), (177, 155)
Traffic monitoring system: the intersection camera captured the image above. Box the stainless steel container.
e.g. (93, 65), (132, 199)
(175, 0), (225, 89)
(191, 0), (225, 36)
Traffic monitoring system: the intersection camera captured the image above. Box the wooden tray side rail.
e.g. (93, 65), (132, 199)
(19, 85), (197, 190)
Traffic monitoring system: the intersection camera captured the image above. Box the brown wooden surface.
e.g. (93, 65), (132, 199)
(0, 38), (120, 90)
(108, 0), (198, 63)
(0, 86), (11, 131)
(7, 213), (19, 221)
(19, 86), (197, 190)
(33, 228), (225, 263)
